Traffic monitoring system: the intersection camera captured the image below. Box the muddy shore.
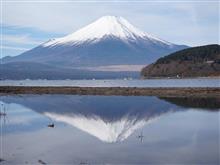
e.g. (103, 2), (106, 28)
(0, 86), (219, 97)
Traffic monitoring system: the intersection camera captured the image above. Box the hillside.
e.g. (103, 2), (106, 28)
(141, 44), (220, 78)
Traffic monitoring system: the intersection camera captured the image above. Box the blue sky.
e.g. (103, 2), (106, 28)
(1, 0), (219, 58)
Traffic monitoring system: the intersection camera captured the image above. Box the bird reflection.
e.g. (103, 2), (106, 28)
(47, 123), (54, 128)
(47, 117), (55, 128)
(137, 130), (144, 142)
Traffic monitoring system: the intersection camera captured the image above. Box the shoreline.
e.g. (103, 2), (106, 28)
(0, 86), (219, 97)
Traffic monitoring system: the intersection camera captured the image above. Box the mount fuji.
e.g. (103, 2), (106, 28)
(2, 16), (188, 79)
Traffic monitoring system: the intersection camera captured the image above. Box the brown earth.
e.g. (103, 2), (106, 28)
(0, 86), (219, 97)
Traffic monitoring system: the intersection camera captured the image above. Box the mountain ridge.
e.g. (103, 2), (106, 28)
(1, 16), (188, 79)
(3, 16), (187, 66)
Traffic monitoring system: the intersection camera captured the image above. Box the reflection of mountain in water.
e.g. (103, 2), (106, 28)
(1, 95), (219, 142)
(45, 112), (148, 142)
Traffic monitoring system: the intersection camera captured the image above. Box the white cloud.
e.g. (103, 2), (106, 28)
(2, 2), (94, 33)
(2, 1), (219, 46)
(1, 45), (29, 51)
(2, 34), (42, 45)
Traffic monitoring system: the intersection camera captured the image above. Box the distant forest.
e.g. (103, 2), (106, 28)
(156, 44), (220, 64)
(141, 44), (220, 78)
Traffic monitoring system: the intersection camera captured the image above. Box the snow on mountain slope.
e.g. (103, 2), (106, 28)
(43, 16), (172, 47)
(2, 15), (188, 69)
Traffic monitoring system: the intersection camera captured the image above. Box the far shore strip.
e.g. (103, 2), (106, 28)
(0, 86), (219, 97)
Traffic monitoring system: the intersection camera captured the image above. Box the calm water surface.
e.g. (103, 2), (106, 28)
(0, 78), (219, 87)
(0, 95), (219, 164)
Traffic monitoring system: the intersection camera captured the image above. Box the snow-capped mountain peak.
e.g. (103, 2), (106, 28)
(4, 15), (188, 69)
(43, 15), (172, 47)
(69, 16), (145, 40)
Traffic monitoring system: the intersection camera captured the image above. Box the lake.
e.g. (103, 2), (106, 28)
(0, 78), (220, 87)
(0, 95), (219, 164)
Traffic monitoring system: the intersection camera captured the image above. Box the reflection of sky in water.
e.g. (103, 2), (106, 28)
(0, 95), (219, 164)
(0, 102), (64, 134)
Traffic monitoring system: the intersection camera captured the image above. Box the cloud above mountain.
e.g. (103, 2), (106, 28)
(2, 2), (218, 47)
